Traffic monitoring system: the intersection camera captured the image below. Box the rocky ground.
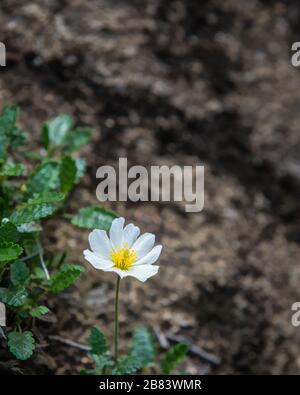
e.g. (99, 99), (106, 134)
(0, 0), (300, 374)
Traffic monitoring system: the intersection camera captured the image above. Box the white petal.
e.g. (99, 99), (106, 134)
(122, 224), (140, 247)
(127, 264), (159, 282)
(132, 233), (155, 259)
(83, 249), (113, 271)
(109, 217), (125, 250)
(134, 245), (162, 266)
(88, 229), (111, 258)
(105, 267), (131, 279)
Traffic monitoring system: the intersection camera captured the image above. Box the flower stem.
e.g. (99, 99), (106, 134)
(114, 275), (121, 363)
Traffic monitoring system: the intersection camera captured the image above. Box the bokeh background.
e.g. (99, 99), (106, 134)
(1, 0), (300, 374)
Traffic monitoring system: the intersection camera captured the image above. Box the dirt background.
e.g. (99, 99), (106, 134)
(1, 0), (300, 374)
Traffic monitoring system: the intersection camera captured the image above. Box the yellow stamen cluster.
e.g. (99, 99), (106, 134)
(111, 247), (137, 271)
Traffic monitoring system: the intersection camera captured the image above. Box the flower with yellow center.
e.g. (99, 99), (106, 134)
(83, 217), (162, 282)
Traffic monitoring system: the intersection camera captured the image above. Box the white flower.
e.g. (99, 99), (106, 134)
(83, 217), (162, 282)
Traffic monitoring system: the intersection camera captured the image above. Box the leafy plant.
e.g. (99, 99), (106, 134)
(83, 325), (188, 375)
(0, 105), (117, 361)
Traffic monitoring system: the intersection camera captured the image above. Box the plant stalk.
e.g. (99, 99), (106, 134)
(114, 275), (121, 363)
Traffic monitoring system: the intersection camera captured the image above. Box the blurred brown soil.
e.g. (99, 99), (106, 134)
(1, 0), (300, 374)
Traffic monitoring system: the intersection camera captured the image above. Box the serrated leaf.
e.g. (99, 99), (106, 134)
(42, 114), (74, 147)
(112, 356), (141, 375)
(8, 331), (35, 360)
(0, 221), (20, 243)
(10, 203), (56, 225)
(0, 287), (27, 307)
(27, 161), (60, 194)
(130, 325), (155, 367)
(0, 162), (26, 177)
(70, 206), (118, 230)
(10, 261), (30, 286)
(91, 354), (114, 369)
(50, 264), (85, 293)
(89, 326), (107, 356)
(0, 241), (23, 262)
(64, 128), (92, 153)
(59, 156), (76, 193)
(160, 343), (189, 374)
(29, 305), (50, 318)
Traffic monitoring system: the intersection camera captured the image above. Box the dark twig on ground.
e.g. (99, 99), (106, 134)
(49, 335), (91, 352)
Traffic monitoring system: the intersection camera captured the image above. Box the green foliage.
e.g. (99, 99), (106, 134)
(0, 105), (19, 160)
(160, 343), (189, 374)
(71, 206), (118, 230)
(112, 356), (142, 375)
(0, 241), (23, 262)
(0, 286), (28, 307)
(49, 264), (85, 293)
(0, 162), (26, 177)
(28, 191), (65, 205)
(59, 156), (76, 193)
(64, 128), (92, 154)
(130, 325), (155, 367)
(10, 261), (30, 286)
(112, 326), (155, 375)
(42, 114), (74, 148)
(8, 331), (35, 360)
(29, 305), (50, 318)
(27, 161), (60, 194)
(10, 203), (57, 226)
(0, 105), (105, 362)
(85, 325), (187, 375)
(0, 222), (20, 243)
(89, 326), (107, 356)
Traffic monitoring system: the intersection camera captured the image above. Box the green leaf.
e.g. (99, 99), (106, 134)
(0, 221), (20, 243)
(10, 203), (56, 225)
(64, 128), (92, 153)
(59, 156), (76, 193)
(27, 161), (60, 194)
(0, 287), (28, 307)
(50, 264), (85, 293)
(160, 343), (189, 374)
(41, 125), (49, 149)
(42, 114), (74, 147)
(10, 128), (28, 149)
(89, 326), (107, 356)
(17, 222), (42, 233)
(0, 105), (18, 136)
(28, 191), (65, 205)
(8, 331), (35, 360)
(29, 305), (50, 318)
(112, 356), (141, 375)
(10, 261), (30, 286)
(0, 105), (18, 159)
(91, 354), (114, 369)
(130, 325), (155, 367)
(70, 206), (118, 230)
(0, 241), (23, 262)
(0, 162), (26, 177)
(75, 158), (86, 183)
